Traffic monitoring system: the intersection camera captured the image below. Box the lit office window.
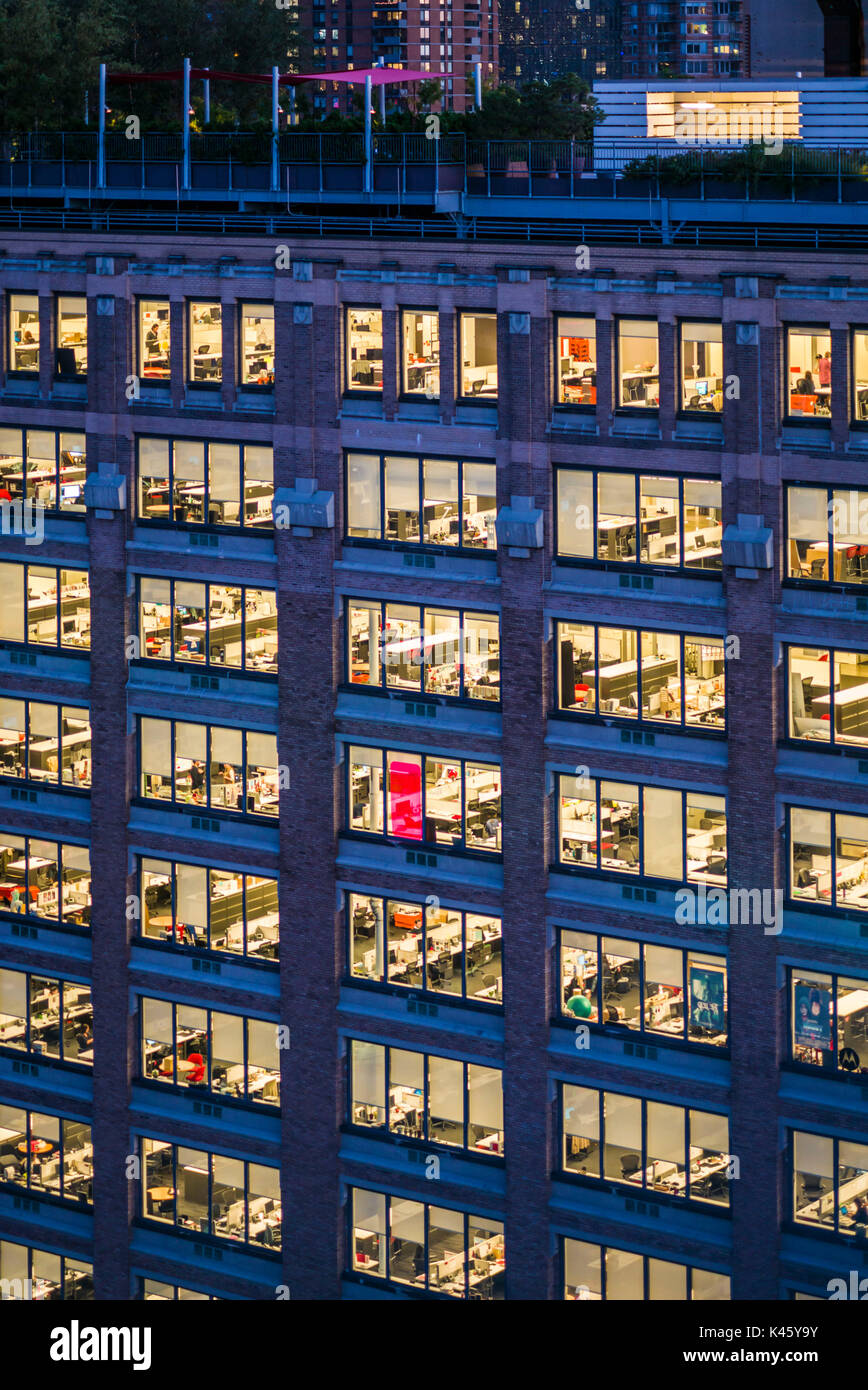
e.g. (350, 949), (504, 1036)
(142, 1280), (217, 1300)
(787, 325), (832, 417)
(793, 1131), (868, 1235)
(346, 452), (496, 549)
(136, 437), (274, 528)
(239, 303), (274, 386)
(0, 1105), (92, 1204)
(790, 969), (868, 1074)
(347, 601), (499, 701)
(563, 1238), (729, 1300)
(350, 1187), (504, 1297)
(0, 564), (90, 650)
(8, 294), (39, 374)
(138, 578), (277, 672)
(0, 833), (90, 927)
(140, 998), (280, 1105)
(139, 857), (278, 959)
(188, 301), (222, 383)
(561, 1085), (731, 1204)
(55, 297), (87, 378)
(556, 469), (722, 571)
(139, 300), (171, 379)
(786, 484), (868, 585)
(139, 717), (279, 817)
(0, 701), (91, 788)
(789, 805), (868, 912)
(349, 1040), (503, 1154)
(141, 1139), (281, 1249)
(788, 645), (868, 745)
(555, 315), (596, 406)
(560, 929), (728, 1047)
(402, 310), (440, 397)
(557, 775), (727, 884)
(853, 330), (868, 420)
(459, 312), (498, 398)
(556, 623), (725, 728)
(0, 969), (92, 1064)
(617, 318), (659, 408)
(348, 746), (501, 852)
(348, 891), (502, 1003)
(0, 1242), (93, 1300)
(680, 321), (723, 413)
(346, 307), (383, 392)
(0, 427), (85, 511)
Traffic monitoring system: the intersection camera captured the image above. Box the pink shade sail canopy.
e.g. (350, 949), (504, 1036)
(106, 67), (452, 87)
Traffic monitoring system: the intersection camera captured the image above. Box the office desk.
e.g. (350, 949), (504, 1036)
(802, 1170), (868, 1222)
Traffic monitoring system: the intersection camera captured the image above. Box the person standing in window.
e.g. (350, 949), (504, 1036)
(817, 352), (832, 389)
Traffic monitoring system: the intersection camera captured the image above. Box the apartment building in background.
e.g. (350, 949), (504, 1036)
(498, 0), (622, 86)
(1, 168), (868, 1300)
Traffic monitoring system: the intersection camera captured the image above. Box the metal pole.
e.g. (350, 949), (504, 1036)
(182, 56), (191, 192)
(289, 86), (296, 128)
(271, 66), (280, 193)
(204, 67), (211, 125)
(377, 59), (386, 124)
(84, 90), (89, 127)
(364, 74), (372, 193)
(474, 62), (482, 110)
(97, 63), (106, 190)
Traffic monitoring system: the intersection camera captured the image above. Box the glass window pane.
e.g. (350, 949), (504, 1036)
(556, 316), (597, 406)
(461, 313), (497, 398)
(239, 304), (274, 386)
(346, 308), (383, 392)
(618, 319), (659, 408)
(139, 300), (170, 379)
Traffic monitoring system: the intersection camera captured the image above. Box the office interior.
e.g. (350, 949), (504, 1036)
(0, 969), (92, 1063)
(556, 315), (597, 406)
(789, 645), (868, 743)
(56, 296), (87, 377)
(556, 469), (723, 569)
(793, 1131), (868, 1235)
(348, 892), (503, 1002)
(564, 1238), (730, 1301)
(0, 563), (90, 649)
(0, 1104), (93, 1203)
(139, 300), (171, 379)
(680, 320), (723, 412)
(0, 834), (90, 925)
(788, 484), (868, 584)
(239, 304), (274, 386)
(791, 968), (868, 1074)
(140, 858), (279, 958)
(558, 778), (728, 883)
(350, 1039), (504, 1154)
(346, 307), (383, 391)
(790, 806), (868, 911)
(0, 1241), (93, 1300)
(142, 1280), (216, 1300)
(139, 577), (277, 671)
(347, 600), (500, 701)
(0, 426), (85, 510)
(346, 451), (497, 548)
(562, 1085), (732, 1205)
(560, 929), (728, 1048)
(855, 330), (868, 420)
(402, 309), (440, 396)
(141, 1139), (282, 1248)
(0, 700), (91, 787)
(460, 312), (498, 397)
(136, 437), (274, 527)
(351, 1188), (505, 1299)
(188, 301), (223, 382)
(141, 997), (280, 1104)
(139, 717), (279, 816)
(349, 746), (502, 852)
(618, 318), (659, 408)
(558, 622), (725, 727)
(8, 294), (39, 373)
(787, 326), (832, 416)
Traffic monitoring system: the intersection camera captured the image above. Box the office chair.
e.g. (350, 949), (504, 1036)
(616, 836), (639, 867)
(620, 1153), (641, 1180)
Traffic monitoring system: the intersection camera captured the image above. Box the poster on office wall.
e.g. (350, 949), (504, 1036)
(688, 963), (726, 1032)
(793, 981), (832, 1049)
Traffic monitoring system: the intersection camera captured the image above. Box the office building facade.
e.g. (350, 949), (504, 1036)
(498, 0), (622, 86)
(0, 217), (867, 1301)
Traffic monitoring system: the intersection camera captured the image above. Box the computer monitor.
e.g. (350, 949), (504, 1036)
(696, 380), (709, 396)
(61, 484), (81, 502)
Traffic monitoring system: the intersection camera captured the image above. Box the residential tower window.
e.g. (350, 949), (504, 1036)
(0, 1105), (92, 1204)
(8, 294), (39, 374)
(680, 321), (723, 412)
(0, 700), (91, 788)
(55, 297), (87, 378)
(188, 301), (222, 383)
(556, 469), (722, 570)
(347, 601), (499, 700)
(347, 891), (502, 1003)
(0, 564), (90, 650)
(0, 427), (86, 511)
(459, 312), (497, 398)
(346, 452), (496, 549)
(349, 1040), (503, 1154)
(556, 315), (596, 406)
(790, 969), (868, 1074)
(140, 998), (280, 1104)
(557, 775), (727, 884)
(793, 1131), (868, 1235)
(139, 300), (171, 380)
(402, 310), (440, 397)
(239, 304), (274, 386)
(138, 578), (277, 672)
(617, 318), (659, 408)
(788, 645), (868, 745)
(141, 1139), (281, 1249)
(0, 834), (90, 927)
(564, 1238), (729, 1300)
(560, 929), (728, 1046)
(139, 717), (279, 817)
(346, 307), (383, 392)
(0, 968), (92, 1064)
(787, 325), (832, 417)
(557, 622), (725, 728)
(789, 805), (868, 912)
(350, 1187), (504, 1297)
(561, 1085), (731, 1204)
(136, 437), (274, 528)
(139, 857), (278, 959)
(348, 746), (501, 852)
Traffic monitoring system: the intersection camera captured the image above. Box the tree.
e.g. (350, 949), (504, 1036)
(0, 0), (65, 129)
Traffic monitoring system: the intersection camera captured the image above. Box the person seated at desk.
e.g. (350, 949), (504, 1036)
(565, 989), (594, 1020)
(843, 1194), (868, 1226)
(795, 371), (816, 396)
(75, 1019), (93, 1051)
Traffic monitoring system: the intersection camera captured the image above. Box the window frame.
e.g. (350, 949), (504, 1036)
(7, 292), (40, 379)
(784, 641), (868, 749)
(344, 745), (502, 857)
(0, 966), (93, 1067)
(784, 323), (833, 426)
(343, 449), (497, 554)
(136, 297), (172, 384)
(0, 1105), (93, 1207)
(457, 310), (498, 403)
(186, 299), (223, 389)
(138, 1137), (281, 1251)
(786, 804), (868, 916)
(677, 317), (723, 417)
(561, 1236), (730, 1301)
(553, 313), (597, 412)
(851, 324), (868, 425)
(136, 715), (279, 820)
(138, 994), (280, 1106)
(343, 598), (501, 705)
(0, 698), (91, 793)
(399, 307), (440, 401)
(237, 301), (275, 391)
(136, 856), (279, 963)
(0, 833), (90, 929)
(134, 434), (274, 533)
(344, 304), (384, 398)
(135, 575), (277, 675)
(54, 295), (88, 381)
(615, 315), (660, 413)
(787, 966), (868, 1079)
(0, 561), (90, 652)
(0, 425), (87, 515)
(790, 1129), (868, 1238)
